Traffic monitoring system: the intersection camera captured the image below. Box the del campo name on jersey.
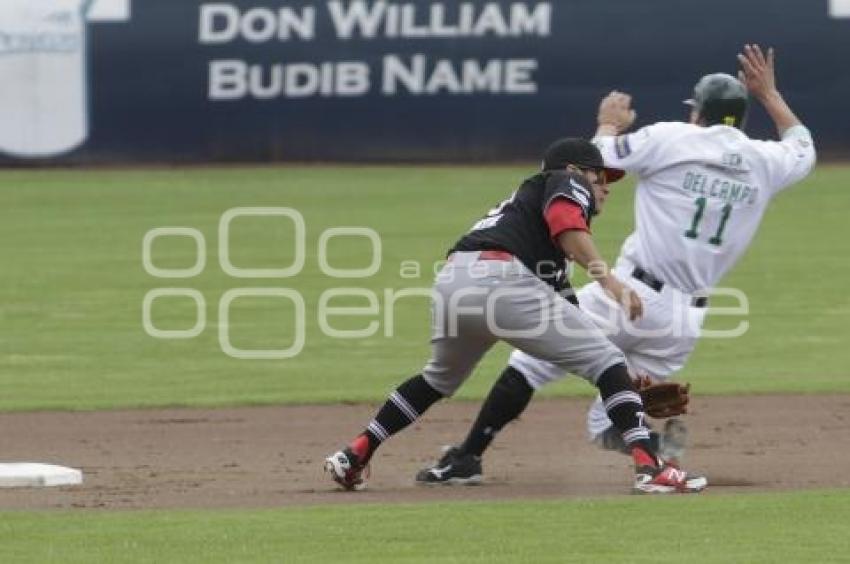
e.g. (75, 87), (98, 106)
(682, 171), (759, 205)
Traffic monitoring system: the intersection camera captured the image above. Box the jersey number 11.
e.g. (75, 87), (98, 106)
(684, 197), (732, 246)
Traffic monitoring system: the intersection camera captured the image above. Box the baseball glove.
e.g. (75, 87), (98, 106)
(636, 379), (690, 419)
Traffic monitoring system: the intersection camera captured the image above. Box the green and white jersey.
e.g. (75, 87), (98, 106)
(594, 122), (816, 293)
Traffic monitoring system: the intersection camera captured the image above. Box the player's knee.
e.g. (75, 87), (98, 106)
(508, 354), (561, 389)
(495, 365), (534, 397)
(421, 366), (468, 397)
(586, 353), (628, 385)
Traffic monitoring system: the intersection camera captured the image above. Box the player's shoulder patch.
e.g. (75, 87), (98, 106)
(610, 123), (667, 159)
(543, 171), (594, 218)
(614, 135), (632, 158)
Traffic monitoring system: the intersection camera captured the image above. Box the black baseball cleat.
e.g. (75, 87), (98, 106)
(415, 446), (483, 486)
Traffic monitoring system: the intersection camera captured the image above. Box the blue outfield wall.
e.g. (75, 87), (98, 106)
(1, 0), (849, 164)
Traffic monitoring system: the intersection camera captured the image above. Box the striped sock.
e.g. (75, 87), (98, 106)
(355, 374), (443, 461)
(595, 363), (655, 460)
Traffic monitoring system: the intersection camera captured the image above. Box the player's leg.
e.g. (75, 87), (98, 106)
(493, 275), (704, 493)
(416, 275), (636, 485)
(326, 258), (496, 490)
(452, 349), (565, 456)
(459, 280), (621, 455)
(415, 363), (532, 485)
(453, 279), (641, 463)
(456, 364), (534, 458)
(485, 278), (654, 457)
(585, 284), (707, 463)
(419, 275), (675, 480)
(328, 332), (495, 487)
(418, 282), (628, 483)
(572, 277), (659, 447)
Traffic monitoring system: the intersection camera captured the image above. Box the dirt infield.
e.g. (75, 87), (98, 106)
(1, 394), (848, 510)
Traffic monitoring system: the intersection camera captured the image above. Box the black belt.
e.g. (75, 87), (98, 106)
(631, 267), (708, 308)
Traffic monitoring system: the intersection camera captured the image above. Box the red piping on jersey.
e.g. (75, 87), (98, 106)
(544, 197), (589, 240)
(478, 250), (514, 261)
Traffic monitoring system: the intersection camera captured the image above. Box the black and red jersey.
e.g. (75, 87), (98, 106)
(450, 170), (596, 290)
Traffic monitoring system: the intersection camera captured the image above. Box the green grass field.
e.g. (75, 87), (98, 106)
(2, 490), (849, 563)
(0, 164), (847, 410)
(1, 164), (848, 564)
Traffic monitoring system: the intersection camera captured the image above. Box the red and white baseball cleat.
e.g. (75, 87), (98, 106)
(633, 462), (707, 494)
(324, 448), (370, 491)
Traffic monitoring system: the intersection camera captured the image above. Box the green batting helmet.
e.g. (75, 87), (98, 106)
(684, 73), (749, 128)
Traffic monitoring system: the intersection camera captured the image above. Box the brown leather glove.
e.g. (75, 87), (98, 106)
(637, 379), (690, 419)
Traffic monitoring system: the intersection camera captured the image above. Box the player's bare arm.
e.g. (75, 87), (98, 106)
(596, 90), (637, 137)
(737, 44), (802, 136)
(557, 229), (643, 321)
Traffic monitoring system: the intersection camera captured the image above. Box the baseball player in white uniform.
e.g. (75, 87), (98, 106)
(417, 44), (816, 485)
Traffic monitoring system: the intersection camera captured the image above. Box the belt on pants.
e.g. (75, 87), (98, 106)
(631, 266), (708, 308)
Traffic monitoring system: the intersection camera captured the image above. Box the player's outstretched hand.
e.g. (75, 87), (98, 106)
(600, 274), (643, 321)
(597, 90), (637, 134)
(737, 44), (778, 101)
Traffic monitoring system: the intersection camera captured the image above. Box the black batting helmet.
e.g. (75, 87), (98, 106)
(541, 137), (625, 183)
(684, 73), (749, 128)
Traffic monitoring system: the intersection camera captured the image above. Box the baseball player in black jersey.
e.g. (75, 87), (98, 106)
(324, 138), (706, 494)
